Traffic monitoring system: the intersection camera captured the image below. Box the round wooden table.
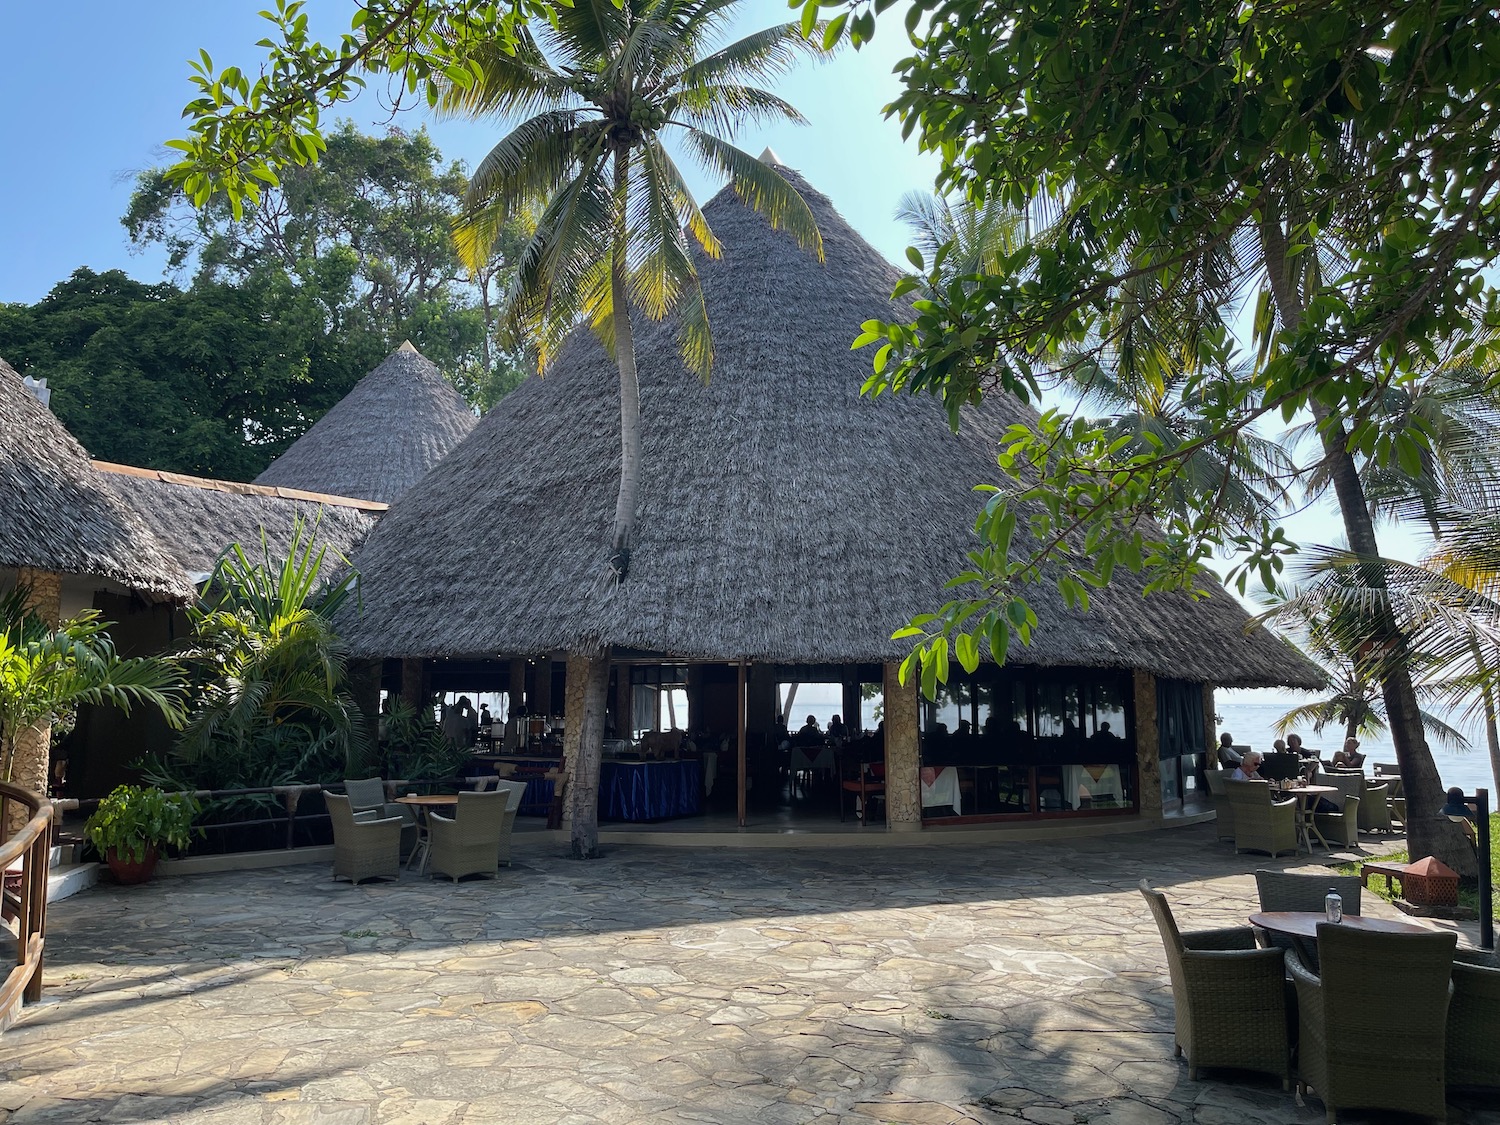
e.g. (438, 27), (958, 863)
(1278, 784), (1339, 851)
(395, 794), (460, 873)
(1249, 911), (1432, 941)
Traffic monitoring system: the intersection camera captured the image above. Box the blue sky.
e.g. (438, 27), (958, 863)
(0, 1), (937, 305)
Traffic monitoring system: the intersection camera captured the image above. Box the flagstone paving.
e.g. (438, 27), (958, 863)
(4, 825), (1496, 1124)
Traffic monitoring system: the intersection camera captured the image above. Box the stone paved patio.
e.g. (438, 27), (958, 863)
(3, 824), (1495, 1124)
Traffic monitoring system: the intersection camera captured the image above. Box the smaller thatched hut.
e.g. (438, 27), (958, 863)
(254, 342), (478, 503)
(98, 463), (383, 581)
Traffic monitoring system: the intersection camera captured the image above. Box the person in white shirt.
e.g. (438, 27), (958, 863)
(1231, 751), (1264, 782)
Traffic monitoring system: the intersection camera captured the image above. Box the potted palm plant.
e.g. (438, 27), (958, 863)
(85, 785), (200, 884)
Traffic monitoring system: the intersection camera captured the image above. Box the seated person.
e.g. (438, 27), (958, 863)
(1090, 721), (1122, 745)
(1287, 732), (1316, 758)
(1331, 736), (1366, 770)
(1230, 750), (1264, 782)
(1217, 732), (1243, 768)
(796, 714), (822, 742)
(955, 718), (972, 737)
(827, 713), (847, 741)
(1272, 738), (1287, 753)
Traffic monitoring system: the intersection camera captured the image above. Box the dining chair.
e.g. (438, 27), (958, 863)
(1224, 780), (1299, 856)
(343, 776), (418, 856)
(1288, 923), (1456, 1123)
(838, 753), (885, 825)
(1138, 880), (1290, 1086)
(427, 790), (509, 882)
(1253, 870), (1362, 969)
(1449, 949), (1500, 1091)
(325, 792), (403, 884)
(1202, 769), (1234, 842)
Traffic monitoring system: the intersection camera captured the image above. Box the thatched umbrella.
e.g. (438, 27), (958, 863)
(98, 463), (382, 580)
(338, 169), (1320, 692)
(0, 357), (193, 603)
(254, 342), (478, 503)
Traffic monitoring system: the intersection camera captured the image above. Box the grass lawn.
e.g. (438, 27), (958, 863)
(1337, 812), (1500, 915)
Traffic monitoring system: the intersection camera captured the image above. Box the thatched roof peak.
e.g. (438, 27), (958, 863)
(759, 146), (785, 165)
(254, 344), (477, 503)
(0, 356), (194, 600)
(339, 169), (1321, 689)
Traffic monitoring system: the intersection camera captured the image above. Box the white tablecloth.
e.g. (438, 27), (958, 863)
(1063, 764), (1124, 807)
(790, 747), (835, 774)
(921, 766), (962, 814)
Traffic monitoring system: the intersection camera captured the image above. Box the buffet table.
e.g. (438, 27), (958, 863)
(601, 759), (702, 821)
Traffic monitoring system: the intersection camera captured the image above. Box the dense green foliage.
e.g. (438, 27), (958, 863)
(374, 698), (476, 784)
(0, 587), (186, 790)
(144, 523), (363, 798)
(0, 125), (528, 478)
(84, 784), (200, 864)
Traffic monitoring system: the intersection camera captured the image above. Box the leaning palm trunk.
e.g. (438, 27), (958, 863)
(570, 151), (644, 860)
(1259, 176), (1472, 873)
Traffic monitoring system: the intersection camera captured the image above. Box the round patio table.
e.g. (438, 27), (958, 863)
(1278, 784), (1339, 851)
(1250, 910), (1431, 969)
(395, 794), (460, 873)
(1249, 911), (1432, 941)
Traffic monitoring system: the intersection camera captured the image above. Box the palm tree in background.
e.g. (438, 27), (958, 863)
(441, 0), (826, 857)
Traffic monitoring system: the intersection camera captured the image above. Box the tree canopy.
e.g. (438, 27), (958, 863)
(0, 125), (530, 478)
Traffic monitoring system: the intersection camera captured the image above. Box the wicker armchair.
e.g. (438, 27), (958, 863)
(1449, 950), (1500, 1090)
(492, 780), (526, 867)
(344, 777), (418, 856)
(1357, 780), (1393, 833)
(1311, 771), (1362, 848)
(1224, 780), (1299, 857)
(326, 792), (404, 884)
(427, 790), (510, 882)
(1253, 871), (1362, 969)
(1138, 880), (1290, 1086)
(1203, 770), (1234, 842)
(1288, 923), (1456, 1124)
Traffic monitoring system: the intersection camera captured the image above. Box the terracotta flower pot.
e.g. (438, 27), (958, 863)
(105, 845), (159, 885)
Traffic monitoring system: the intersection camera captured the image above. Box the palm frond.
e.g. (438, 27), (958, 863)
(680, 131), (823, 261)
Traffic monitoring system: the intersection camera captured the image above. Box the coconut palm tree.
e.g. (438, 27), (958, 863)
(439, 0), (826, 858)
(0, 586), (185, 801)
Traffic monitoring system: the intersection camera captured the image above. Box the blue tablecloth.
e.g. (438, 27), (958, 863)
(601, 760), (702, 821)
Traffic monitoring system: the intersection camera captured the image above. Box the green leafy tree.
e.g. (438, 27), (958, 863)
(0, 587), (186, 798)
(130, 122), (534, 414)
(805, 0), (1499, 869)
(437, 0), (826, 858)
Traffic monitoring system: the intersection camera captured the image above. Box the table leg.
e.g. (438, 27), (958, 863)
(405, 810), (430, 873)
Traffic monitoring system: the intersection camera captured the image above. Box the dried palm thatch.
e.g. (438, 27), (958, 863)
(0, 357), (194, 600)
(339, 169), (1323, 689)
(96, 463), (382, 578)
(254, 343), (478, 503)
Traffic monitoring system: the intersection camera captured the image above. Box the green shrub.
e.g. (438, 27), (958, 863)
(85, 785), (200, 862)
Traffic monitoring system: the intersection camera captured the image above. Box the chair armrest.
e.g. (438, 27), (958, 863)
(1343, 794), (1360, 815)
(1183, 926), (1259, 951)
(427, 811), (457, 847)
(380, 801), (417, 824)
(355, 814), (404, 830)
(1179, 947), (1289, 999)
(353, 810), (379, 824)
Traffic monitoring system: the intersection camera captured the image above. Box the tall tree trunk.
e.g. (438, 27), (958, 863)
(1258, 177), (1473, 873)
(567, 645), (612, 859)
(781, 682), (800, 725)
(569, 147), (643, 860)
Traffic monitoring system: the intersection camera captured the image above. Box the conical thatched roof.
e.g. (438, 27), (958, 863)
(0, 357), (194, 600)
(98, 463), (382, 579)
(254, 342), (477, 503)
(340, 170), (1322, 689)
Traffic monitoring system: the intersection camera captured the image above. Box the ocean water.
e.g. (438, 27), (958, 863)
(1216, 697), (1497, 794)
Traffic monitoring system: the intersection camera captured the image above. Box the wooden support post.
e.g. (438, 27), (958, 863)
(1133, 670), (1164, 821)
(282, 788), (302, 850)
(882, 662), (922, 832)
(737, 660), (748, 828)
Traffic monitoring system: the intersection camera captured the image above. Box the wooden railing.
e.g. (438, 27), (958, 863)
(1, 782), (53, 1027)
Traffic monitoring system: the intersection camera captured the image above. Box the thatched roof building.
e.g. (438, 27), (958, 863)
(97, 463), (383, 580)
(254, 342), (477, 503)
(0, 356), (193, 601)
(340, 169), (1321, 691)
